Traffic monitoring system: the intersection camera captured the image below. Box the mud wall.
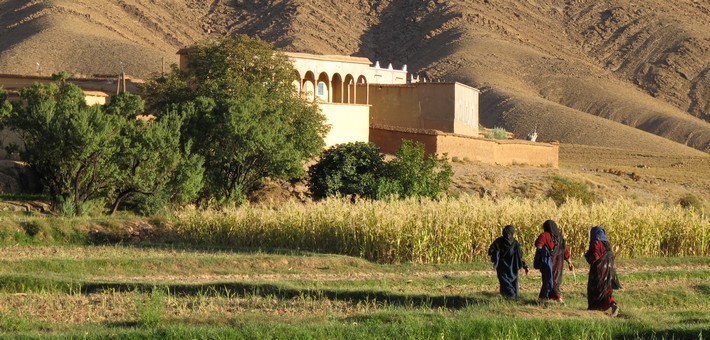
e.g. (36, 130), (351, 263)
(370, 125), (559, 168)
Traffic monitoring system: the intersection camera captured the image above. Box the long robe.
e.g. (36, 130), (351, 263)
(489, 236), (527, 298)
(585, 239), (619, 310)
(535, 227), (570, 300)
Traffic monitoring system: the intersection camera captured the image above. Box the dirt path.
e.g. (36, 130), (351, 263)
(97, 264), (710, 285)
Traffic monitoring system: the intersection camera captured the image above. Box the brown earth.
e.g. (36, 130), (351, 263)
(0, 1), (708, 166)
(1, 0), (709, 152)
(245, 142), (710, 211)
(449, 144), (710, 209)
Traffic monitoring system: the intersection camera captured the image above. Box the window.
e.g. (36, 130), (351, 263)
(317, 81), (327, 98)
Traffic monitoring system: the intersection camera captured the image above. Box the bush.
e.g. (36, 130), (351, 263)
(308, 142), (385, 200)
(485, 127), (508, 140)
(308, 140), (453, 201)
(380, 140), (452, 200)
(678, 193), (704, 211)
(547, 175), (595, 206)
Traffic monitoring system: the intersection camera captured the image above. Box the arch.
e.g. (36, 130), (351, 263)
(356, 75), (368, 104)
(316, 72), (330, 102)
(293, 70), (302, 93)
(331, 73), (343, 103)
(343, 74), (355, 104)
(302, 71), (316, 102)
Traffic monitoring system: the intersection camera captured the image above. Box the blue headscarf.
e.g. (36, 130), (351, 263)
(590, 226), (609, 243)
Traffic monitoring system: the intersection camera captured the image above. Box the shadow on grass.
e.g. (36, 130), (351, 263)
(89, 240), (337, 258)
(80, 280), (491, 310)
(105, 321), (141, 328)
(1, 274), (544, 310)
(694, 284), (710, 296)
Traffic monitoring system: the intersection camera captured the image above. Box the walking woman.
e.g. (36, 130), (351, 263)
(488, 225), (529, 298)
(534, 220), (573, 303)
(585, 226), (621, 317)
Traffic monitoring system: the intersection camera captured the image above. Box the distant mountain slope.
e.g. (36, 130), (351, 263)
(0, 0), (206, 77)
(0, 0), (708, 154)
(564, 1), (709, 121)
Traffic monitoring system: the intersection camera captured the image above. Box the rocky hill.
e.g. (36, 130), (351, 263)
(0, 0), (708, 154)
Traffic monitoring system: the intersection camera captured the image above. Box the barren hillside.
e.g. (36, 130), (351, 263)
(0, 0), (708, 155)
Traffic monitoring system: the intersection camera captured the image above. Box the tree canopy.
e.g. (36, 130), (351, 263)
(144, 35), (329, 204)
(0, 79), (203, 215)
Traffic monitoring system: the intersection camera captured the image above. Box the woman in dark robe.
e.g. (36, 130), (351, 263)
(585, 226), (620, 316)
(488, 225), (529, 298)
(534, 220), (573, 303)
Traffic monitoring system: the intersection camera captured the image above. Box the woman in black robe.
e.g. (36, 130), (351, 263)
(585, 226), (621, 316)
(488, 225), (529, 298)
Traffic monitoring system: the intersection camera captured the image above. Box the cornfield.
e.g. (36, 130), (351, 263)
(172, 195), (708, 264)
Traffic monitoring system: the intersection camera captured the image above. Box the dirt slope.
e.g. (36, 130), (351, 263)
(0, 0), (708, 154)
(0, 0), (207, 77)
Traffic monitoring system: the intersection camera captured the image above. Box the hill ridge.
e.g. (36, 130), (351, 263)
(0, 0), (708, 154)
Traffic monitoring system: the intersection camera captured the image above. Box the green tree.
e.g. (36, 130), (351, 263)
(0, 88), (12, 119)
(0, 88), (17, 156)
(144, 35), (329, 204)
(381, 140), (453, 199)
(1, 78), (204, 215)
(3, 81), (122, 214)
(104, 94), (204, 215)
(308, 142), (385, 200)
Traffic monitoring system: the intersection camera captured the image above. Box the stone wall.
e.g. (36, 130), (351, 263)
(370, 125), (559, 168)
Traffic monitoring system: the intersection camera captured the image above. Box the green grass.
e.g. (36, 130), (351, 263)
(0, 244), (707, 338)
(3, 318), (697, 340)
(0, 206), (706, 338)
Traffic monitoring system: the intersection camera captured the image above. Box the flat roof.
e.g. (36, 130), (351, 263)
(372, 82), (481, 92)
(178, 48), (374, 66)
(284, 52), (372, 65)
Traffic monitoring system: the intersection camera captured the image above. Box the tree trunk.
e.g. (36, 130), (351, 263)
(110, 190), (133, 215)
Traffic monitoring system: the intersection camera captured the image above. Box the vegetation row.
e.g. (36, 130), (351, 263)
(5, 195), (705, 263)
(170, 196), (708, 263)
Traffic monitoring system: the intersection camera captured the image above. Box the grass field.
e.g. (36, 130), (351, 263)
(0, 152), (707, 339)
(0, 244), (707, 339)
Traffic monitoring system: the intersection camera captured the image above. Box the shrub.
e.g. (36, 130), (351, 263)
(547, 175), (595, 206)
(485, 127), (508, 140)
(20, 221), (43, 237)
(380, 140), (452, 200)
(678, 193), (704, 211)
(136, 288), (165, 328)
(308, 142), (385, 200)
(308, 140), (453, 201)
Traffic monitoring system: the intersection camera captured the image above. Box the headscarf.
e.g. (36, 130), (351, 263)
(590, 226), (609, 243)
(502, 225), (516, 246)
(542, 219), (566, 255)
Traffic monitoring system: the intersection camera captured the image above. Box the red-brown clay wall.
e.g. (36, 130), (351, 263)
(369, 127), (438, 155)
(370, 126), (559, 168)
(436, 135), (559, 167)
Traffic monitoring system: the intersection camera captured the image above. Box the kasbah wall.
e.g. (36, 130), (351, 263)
(370, 125), (559, 168)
